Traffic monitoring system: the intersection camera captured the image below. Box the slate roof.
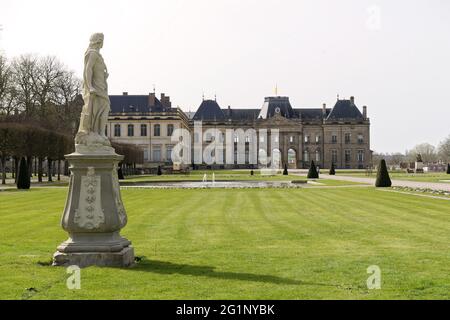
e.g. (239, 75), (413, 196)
(327, 99), (363, 120)
(192, 100), (225, 121)
(109, 95), (151, 113)
(258, 96), (294, 119)
(296, 108), (331, 119)
(222, 108), (260, 121)
(109, 95), (172, 114)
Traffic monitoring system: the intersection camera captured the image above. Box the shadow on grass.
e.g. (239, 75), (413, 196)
(132, 258), (337, 287)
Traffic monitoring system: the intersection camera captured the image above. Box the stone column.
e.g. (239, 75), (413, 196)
(53, 152), (134, 268)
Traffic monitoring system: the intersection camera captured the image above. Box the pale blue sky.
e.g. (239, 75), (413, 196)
(1, 0), (449, 153)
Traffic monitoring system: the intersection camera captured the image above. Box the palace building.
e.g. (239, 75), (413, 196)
(107, 92), (372, 170)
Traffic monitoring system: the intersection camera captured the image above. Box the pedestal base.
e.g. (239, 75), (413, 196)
(53, 246), (135, 268)
(53, 151), (134, 268)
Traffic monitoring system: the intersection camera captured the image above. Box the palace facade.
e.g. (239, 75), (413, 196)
(107, 92), (372, 169)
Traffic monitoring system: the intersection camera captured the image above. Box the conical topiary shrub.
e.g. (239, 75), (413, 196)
(307, 160), (319, 179)
(283, 163), (288, 175)
(375, 159), (392, 187)
(17, 157), (31, 190)
(118, 166), (125, 180)
(447, 163), (450, 174)
(250, 170), (254, 176)
(157, 165), (162, 176)
(329, 162), (336, 175)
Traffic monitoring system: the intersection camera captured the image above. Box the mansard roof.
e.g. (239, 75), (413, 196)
(192, 99), (225, 121)
(109, 94), (174, 114)
(110, 95), (151, 113)
(297, 108), (331, 120)
(258, 96), (294, 119)
(327, 98), (364, 120)
(222, 108), (260, 121)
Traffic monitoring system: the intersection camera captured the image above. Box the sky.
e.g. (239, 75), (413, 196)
(0, 0), (449, 153)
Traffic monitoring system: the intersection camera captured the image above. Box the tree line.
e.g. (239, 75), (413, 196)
(0, 53), (143, 186)
(373, 139), (450, 169)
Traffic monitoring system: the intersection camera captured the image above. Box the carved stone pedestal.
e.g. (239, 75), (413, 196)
(53, 151), (134, 268)
(415, 161), (424, 174)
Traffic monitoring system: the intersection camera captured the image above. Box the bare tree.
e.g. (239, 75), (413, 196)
(438, 135), (450, 163)
(54, 69), (82, 135)
(406, 143), (438, 164)
(30, 56), (64, 125)
(11, 55), (38, 117)
(0, 54), (16, 116)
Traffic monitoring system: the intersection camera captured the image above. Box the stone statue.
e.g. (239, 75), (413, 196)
(416, 153), (423, 163)
(75, 33), (112, 152)
(53, 33), (134, 267)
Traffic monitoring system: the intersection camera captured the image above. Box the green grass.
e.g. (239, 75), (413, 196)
(1, 187), (450, 299)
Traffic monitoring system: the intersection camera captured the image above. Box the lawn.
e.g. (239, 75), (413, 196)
(1, 187), (450, 299)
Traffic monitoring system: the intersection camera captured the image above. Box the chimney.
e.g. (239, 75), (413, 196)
(160, 93), (171, 109)
(123, 92), (128, 96)
(350, 96), (355, 105)
(363, 105), (367, 119)
(322, 103), (326, 115)
(148, 92), (156, 107)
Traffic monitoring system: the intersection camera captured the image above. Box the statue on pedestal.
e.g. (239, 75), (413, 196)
(75, 33), (113, 153)
(53, 33), (134, 268)
(415, 153), (424, 173)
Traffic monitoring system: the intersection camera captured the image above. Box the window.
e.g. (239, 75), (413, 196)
(114, 124), (121, 137)
(331, 150), (338, 164)
(127, 124), (134, 137)
(315, 135), (320, 143)
(290, 136), (294, 143)
(357, 150), (364, 162)
(245, 135), (250, 143)
(315, 150), (320, 162)
(154, 124), (160, 136)
(332, 135), (337, 144)
(152, 146), (161, 161)
(166, 145), (173, 161)
(167, 124), (174, 136)
(358, 134), (364, 144)
(345, 150), (351, 162)
(143, 149), (149, 161)
(345, 133), (351, 144)
(303, 150), (309, 162)
(140, 124), (147, 136)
